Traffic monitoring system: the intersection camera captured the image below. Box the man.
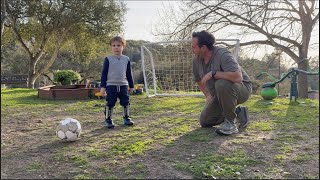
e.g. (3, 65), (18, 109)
(191, 30), (252, 135)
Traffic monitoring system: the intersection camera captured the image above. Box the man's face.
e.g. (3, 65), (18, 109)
(191, 37), (203, 58)
(111, 41), (123, 56)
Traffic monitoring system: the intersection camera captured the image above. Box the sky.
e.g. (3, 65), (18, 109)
(123, 1), (172, 42)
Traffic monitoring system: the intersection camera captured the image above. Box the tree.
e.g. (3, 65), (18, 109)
(1, 38), (29, 75)
(308, 56), (319, 90)
(4, 0), (126, 88)
(1, 0), (8, 37)
(155, 0), (319, 98)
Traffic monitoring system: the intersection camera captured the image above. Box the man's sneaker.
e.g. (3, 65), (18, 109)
(236, 106), (249, 128)
(105, 119), (114, 129)
(216, 119), (239, 135)
(123, 117), (134, 126)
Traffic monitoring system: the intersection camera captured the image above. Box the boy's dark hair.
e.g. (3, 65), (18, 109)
(109, 36), (126, 47)
(192, 30), (215, 50)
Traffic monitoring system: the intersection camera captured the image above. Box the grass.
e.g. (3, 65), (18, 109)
(1, 88), (319, 179)
(292, 154), (314, 162)
(175, 149), (262, 178)
(26, 161), (43, 172)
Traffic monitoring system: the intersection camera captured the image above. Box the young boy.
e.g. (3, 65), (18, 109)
(100, 36), (135, 129)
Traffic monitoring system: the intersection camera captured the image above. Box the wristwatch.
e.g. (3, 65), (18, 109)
(211, 70), (217, 78)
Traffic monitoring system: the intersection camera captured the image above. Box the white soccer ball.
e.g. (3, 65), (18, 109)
(55, 118), (81, 141)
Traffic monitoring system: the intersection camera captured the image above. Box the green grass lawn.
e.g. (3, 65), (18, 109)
(1, 88), (319, 179)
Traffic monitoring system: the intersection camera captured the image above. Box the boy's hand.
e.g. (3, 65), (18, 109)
(128, 88), (134, 93)
(100, 88), (106, 96)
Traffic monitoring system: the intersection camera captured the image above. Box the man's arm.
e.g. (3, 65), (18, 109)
(201, 70), (243, 85)
(197, 81), (210, 97)
(197, 81), (214, 104)
(202, 49), (243, 84)
(214, 71), (243, 83)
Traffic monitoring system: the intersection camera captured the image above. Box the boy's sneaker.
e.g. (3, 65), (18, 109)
(123, 117), (134, 126)
(216, 119), (239, 135)
(236, 106), (249, 128)
(105, 119), (114, 129)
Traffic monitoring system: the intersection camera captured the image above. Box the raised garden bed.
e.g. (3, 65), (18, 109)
(38, 84), (100, 100)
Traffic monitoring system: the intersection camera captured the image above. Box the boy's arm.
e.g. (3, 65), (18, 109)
(100, 58), (109, 95)
(126, 61), (134, 89)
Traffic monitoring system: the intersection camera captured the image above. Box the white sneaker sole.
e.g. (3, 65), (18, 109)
(216, 128), (239, 135)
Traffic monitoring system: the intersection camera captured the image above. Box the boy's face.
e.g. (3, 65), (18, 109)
(111, 41), (124, 56)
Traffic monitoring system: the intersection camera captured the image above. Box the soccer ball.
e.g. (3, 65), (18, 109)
(56, 118), (81, 141)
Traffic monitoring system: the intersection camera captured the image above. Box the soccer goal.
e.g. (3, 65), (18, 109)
(141, 39), (240, 97)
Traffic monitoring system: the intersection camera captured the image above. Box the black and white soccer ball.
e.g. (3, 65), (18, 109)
(56, 118), (81, 141)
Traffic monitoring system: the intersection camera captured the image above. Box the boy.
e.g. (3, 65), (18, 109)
(100, 36), (135, 128)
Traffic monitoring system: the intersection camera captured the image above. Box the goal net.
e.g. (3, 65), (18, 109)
(141, 39), (240, 97)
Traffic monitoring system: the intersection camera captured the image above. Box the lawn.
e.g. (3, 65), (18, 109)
(1, 88), (319, 179)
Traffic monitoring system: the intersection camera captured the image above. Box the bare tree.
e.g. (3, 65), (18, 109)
(155, 0), (319, 98)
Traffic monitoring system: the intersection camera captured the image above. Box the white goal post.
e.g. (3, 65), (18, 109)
(141, 39), (240, 97)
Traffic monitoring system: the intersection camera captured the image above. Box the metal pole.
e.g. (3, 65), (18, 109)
(278, 54), (280, 96)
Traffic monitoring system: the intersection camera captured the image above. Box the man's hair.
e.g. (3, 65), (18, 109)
(192, 30), (215, 50)
(109, 36), (126, 47)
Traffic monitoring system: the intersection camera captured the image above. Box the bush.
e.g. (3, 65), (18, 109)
(54, 70), (81, 85)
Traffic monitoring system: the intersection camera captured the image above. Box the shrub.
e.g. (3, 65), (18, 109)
(54, 70), (81, 85)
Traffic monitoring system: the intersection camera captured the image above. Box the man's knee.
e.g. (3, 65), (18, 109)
(215, 79), (233, 92)
(199, 120), (213, 128)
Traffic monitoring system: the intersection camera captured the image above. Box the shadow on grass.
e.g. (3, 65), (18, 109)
(3, 94), (91, 106)
(0, 89), (36, 94)
(38, 139), (80, 150)
(252, 98), (278, 109)
(250, 97), (319, 177)
(85, 125), (129, 138)
(284, 99), (319, 128)
(120, 125), (236, 178)
(1, 88), (99, 106)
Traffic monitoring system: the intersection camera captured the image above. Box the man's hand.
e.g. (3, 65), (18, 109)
(100, 87), (106, 96)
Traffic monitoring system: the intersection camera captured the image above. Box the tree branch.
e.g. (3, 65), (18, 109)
(240, 40), (299, 61)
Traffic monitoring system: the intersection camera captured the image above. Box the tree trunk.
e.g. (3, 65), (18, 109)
(297, 60), (309, 98)
(1, 0), (7, 38)
(27, 57), (39, 89)
(27, 45), (61, 89)
(27, 72), (38, 89)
